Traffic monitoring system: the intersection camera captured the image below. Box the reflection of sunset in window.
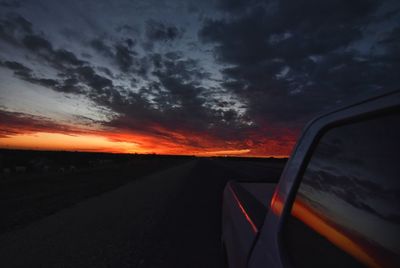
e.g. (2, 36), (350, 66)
(285, 112), (400, 268)
(291, 197), (382, 268)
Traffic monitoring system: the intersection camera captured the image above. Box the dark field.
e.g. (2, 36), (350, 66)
(0, 150), (194, 234)
(0, 150), (286, 268)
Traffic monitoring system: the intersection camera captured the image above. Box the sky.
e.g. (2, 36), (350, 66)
(0, 0), (399, 157)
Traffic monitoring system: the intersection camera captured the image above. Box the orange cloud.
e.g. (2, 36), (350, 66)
(0, 109), (296, 157)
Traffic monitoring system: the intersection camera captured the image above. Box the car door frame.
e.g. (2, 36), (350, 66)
(248, 90), (400, 268)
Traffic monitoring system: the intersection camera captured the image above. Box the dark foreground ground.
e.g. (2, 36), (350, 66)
(0, 156), (286, 268)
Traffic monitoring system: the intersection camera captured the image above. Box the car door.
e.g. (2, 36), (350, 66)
(249, 92), (400, 268)
(282, 109), (400, 268)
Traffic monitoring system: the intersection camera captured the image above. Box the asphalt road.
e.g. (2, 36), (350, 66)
(0, 159), (283, 268)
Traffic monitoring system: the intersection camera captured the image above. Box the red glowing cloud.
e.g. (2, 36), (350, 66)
(0, 109), (297, 157)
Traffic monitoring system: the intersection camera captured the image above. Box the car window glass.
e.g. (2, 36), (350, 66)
(283, 111), (400, 268)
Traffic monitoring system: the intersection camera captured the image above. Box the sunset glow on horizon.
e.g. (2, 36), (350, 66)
(0, 107), (296, 157)
(0, 130), (293, 157)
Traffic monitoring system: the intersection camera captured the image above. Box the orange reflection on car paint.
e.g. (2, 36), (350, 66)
(229, 184), (258, 234)
(270, 190), (284, 216)
(291, 198), (381, 268)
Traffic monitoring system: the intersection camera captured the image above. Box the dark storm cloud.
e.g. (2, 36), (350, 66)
(22, 34), (52, 50)
(75, 66), (112, 91)
(187, 3), (199, 14)
(0, 15), (129, 109)
(125, 38), (135, 48)
(89, 38), (114, 58)
(0, 61), (57, 87)
(0, 14), (86, 71)
(143, 20), (184, 50)
(1, 60), (31, 75)
(114, 43), (135, 72)
(53, 49), (85, 66)
(145, 20), (183, 42)
(89, 37), (138, 73)
(115, 24), (139, 35)
(0, 0), (20, 8)
(199, 0), (399, 127)
(0, 15), (127, 96)
(107, 53), (211, 131)
(22, 34), (85, 67)
(200, 0), (378, 64)
(59, 28), (85, 42)
(102, 52), (252, 145)
(0, 13), (32, 44)
(97, 66), (114, 78)
(0, 60), (84, 94)
(217, 0), (248, 12)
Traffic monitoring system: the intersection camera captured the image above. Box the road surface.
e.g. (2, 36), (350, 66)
(0, 159), (283, 268)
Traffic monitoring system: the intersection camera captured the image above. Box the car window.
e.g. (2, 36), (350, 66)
(283, 110), (400, 268)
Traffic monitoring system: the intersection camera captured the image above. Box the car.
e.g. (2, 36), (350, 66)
(222, 90), (400, 268)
